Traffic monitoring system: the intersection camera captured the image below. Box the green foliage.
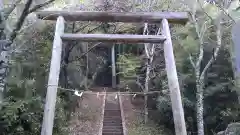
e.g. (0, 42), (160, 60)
(204, 4), (221, 20)
(150, 1), (240, 134)
(217, 122), (240, 135)
(117, 53), (141, 79)
(0, 25), (69, 135)
(228, 0), (240, 21)
(0, 97), (43, 135)
(0, 95), (68, 135)
(128, 119), (171, 135)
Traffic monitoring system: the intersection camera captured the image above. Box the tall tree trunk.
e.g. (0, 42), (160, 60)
(0, 0), (5, 105)
(196, 69), (204, 135)
(196, 85), (204, 135)
(0, 0), (10, 105)
(144, 58), (150, 123)
(0, 41), (9, 105)
(143, 22), (150, 124)
(142, 22), (159, 124)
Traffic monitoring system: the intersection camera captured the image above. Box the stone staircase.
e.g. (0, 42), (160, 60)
(102, 93), (124, 135)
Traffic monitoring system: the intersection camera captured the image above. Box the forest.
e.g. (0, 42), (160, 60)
(0, 0), (240, 135)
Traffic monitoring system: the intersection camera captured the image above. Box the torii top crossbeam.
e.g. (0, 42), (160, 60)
(36, 11), (188, 24)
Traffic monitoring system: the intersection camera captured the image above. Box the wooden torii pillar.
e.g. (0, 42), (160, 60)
(36, 11), (189, 135)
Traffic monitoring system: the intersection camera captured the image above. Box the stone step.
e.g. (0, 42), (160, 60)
(103, 123), (122, 127)
(103, 126), (123, 129)
(103, 121), (122, 123)
(102, 90), (124, 135)
(104, 107), (120, 109)
(104, 114), (121, 117)
(103, 122), (122, 125)
(105, 106), (120, 109)
(103, 116), (122, 119)
(104, 117), (122, 120)
(104, 114), (121, 116)
(103, 120), (122, 123)
(104, 111), (121, 116)
(104, 115), (121, 117)
(102, 132), (123, 135)
(104, 109), (121, 111)
(103, 119), (122, 122)
(103, 128), (123, 133)
(105, 105), (120, 107)
(103, 119), (122, 124)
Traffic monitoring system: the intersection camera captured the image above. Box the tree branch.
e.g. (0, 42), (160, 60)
(200, 13), (222, 80)
(9, 0), (55, 42)
(87, 24), (102, 33)
(4, 0), (21, 20)
(9, 0), (33, 42)
(68, 42), (102, 63)
(72, 22), (75, 33)
(197, 0), (213, 22)
(28, 0), (55, 13)
(74, 22), (92, 33)
(192, 12), (204, 69)
(135, 79), (144, 91)
(215, 3), (236, 24)
(150, 27), (161, 57)
(178, 42), (196, 68)
(143, 23), (150, 58)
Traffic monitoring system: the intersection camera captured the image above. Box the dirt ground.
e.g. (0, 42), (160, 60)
(68, 92), (105, 135)
(67, 92), (170, 135)
(120, 95), (171, 135)
(120, 95), (144, 128)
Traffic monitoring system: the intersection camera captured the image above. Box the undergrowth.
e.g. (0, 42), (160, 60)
(128, 119), (172, 135)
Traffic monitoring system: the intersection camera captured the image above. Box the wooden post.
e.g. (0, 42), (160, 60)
(162, 19), (187, 135)
(86, 44), (88, 90)
(111, 45), (116, 88)
(118, 92), (127, 135)
(98, 92), (106, 135)
(41, 16), (65, 135)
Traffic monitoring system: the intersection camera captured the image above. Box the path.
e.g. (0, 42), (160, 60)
(102, 89), (124, 135)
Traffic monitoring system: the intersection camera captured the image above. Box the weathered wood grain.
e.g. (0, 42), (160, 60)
(36, 11), (189, 24)
(162, 18), (187, 135)
(111, 45), (116, 88)
(61, 33), (166, 43)
(41, 16), (65, 135)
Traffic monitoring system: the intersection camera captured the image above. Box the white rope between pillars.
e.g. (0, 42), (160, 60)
(47, 85), (166, 96)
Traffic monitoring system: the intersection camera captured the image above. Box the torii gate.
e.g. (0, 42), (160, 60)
(36, 11), (189, 135)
